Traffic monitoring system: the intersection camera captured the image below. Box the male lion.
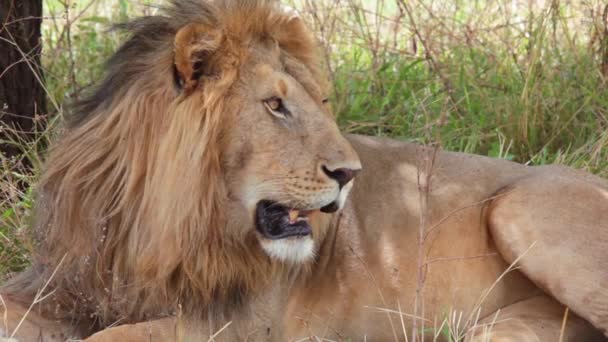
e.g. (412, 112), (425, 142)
(1, 0), (607, 341)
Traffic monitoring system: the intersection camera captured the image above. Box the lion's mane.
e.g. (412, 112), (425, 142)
(3, 0), (327, 330)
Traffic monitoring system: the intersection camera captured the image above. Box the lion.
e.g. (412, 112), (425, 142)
(1, 0), (607, 341)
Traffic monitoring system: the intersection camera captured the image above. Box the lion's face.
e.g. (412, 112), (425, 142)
(31, 2), (362, 320)
(222, 52), (361, 263)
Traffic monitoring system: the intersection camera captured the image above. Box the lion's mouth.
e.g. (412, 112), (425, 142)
(255, 200), (338, 240)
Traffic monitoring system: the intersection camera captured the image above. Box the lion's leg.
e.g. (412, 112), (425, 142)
(488, 172), (608, 335)
(467, 295), (603, 341)
(84, 317), (265, 341)
(0, 298), (75, 341)
(84, 318), (178, 342)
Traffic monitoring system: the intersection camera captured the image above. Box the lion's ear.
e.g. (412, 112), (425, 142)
(173, 23), (222, 94)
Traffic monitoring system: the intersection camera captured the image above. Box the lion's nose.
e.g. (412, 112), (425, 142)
(322, 166), (360, 189)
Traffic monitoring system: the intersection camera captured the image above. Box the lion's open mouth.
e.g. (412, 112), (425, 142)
(255, 200), (339, 239)
(255, 200), (313, 239)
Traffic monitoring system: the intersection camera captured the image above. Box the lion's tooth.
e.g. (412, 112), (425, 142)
(288, 209), (300, 223)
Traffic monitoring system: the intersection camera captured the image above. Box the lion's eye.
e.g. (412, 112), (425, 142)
(322, 98), (329, 104)
(263, 97), (290, 118)
(268, 98), (282, 111)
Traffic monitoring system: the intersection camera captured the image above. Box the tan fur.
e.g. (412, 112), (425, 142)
(2, 1), (607, 341)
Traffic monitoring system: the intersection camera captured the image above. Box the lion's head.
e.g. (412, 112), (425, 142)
(26, 0), (360, 325)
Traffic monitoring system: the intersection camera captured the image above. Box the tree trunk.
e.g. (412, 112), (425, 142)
(0, 0), (46, 159)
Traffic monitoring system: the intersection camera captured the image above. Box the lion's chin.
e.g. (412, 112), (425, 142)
(259, 236), (315, 263)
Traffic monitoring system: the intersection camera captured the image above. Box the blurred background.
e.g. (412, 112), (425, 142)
(0, 0), (607, 275)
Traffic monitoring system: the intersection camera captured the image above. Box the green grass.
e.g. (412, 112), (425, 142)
(322, 0), (608, 176)
(1, 0), (607, 290)
(332, 44), (608, 174)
